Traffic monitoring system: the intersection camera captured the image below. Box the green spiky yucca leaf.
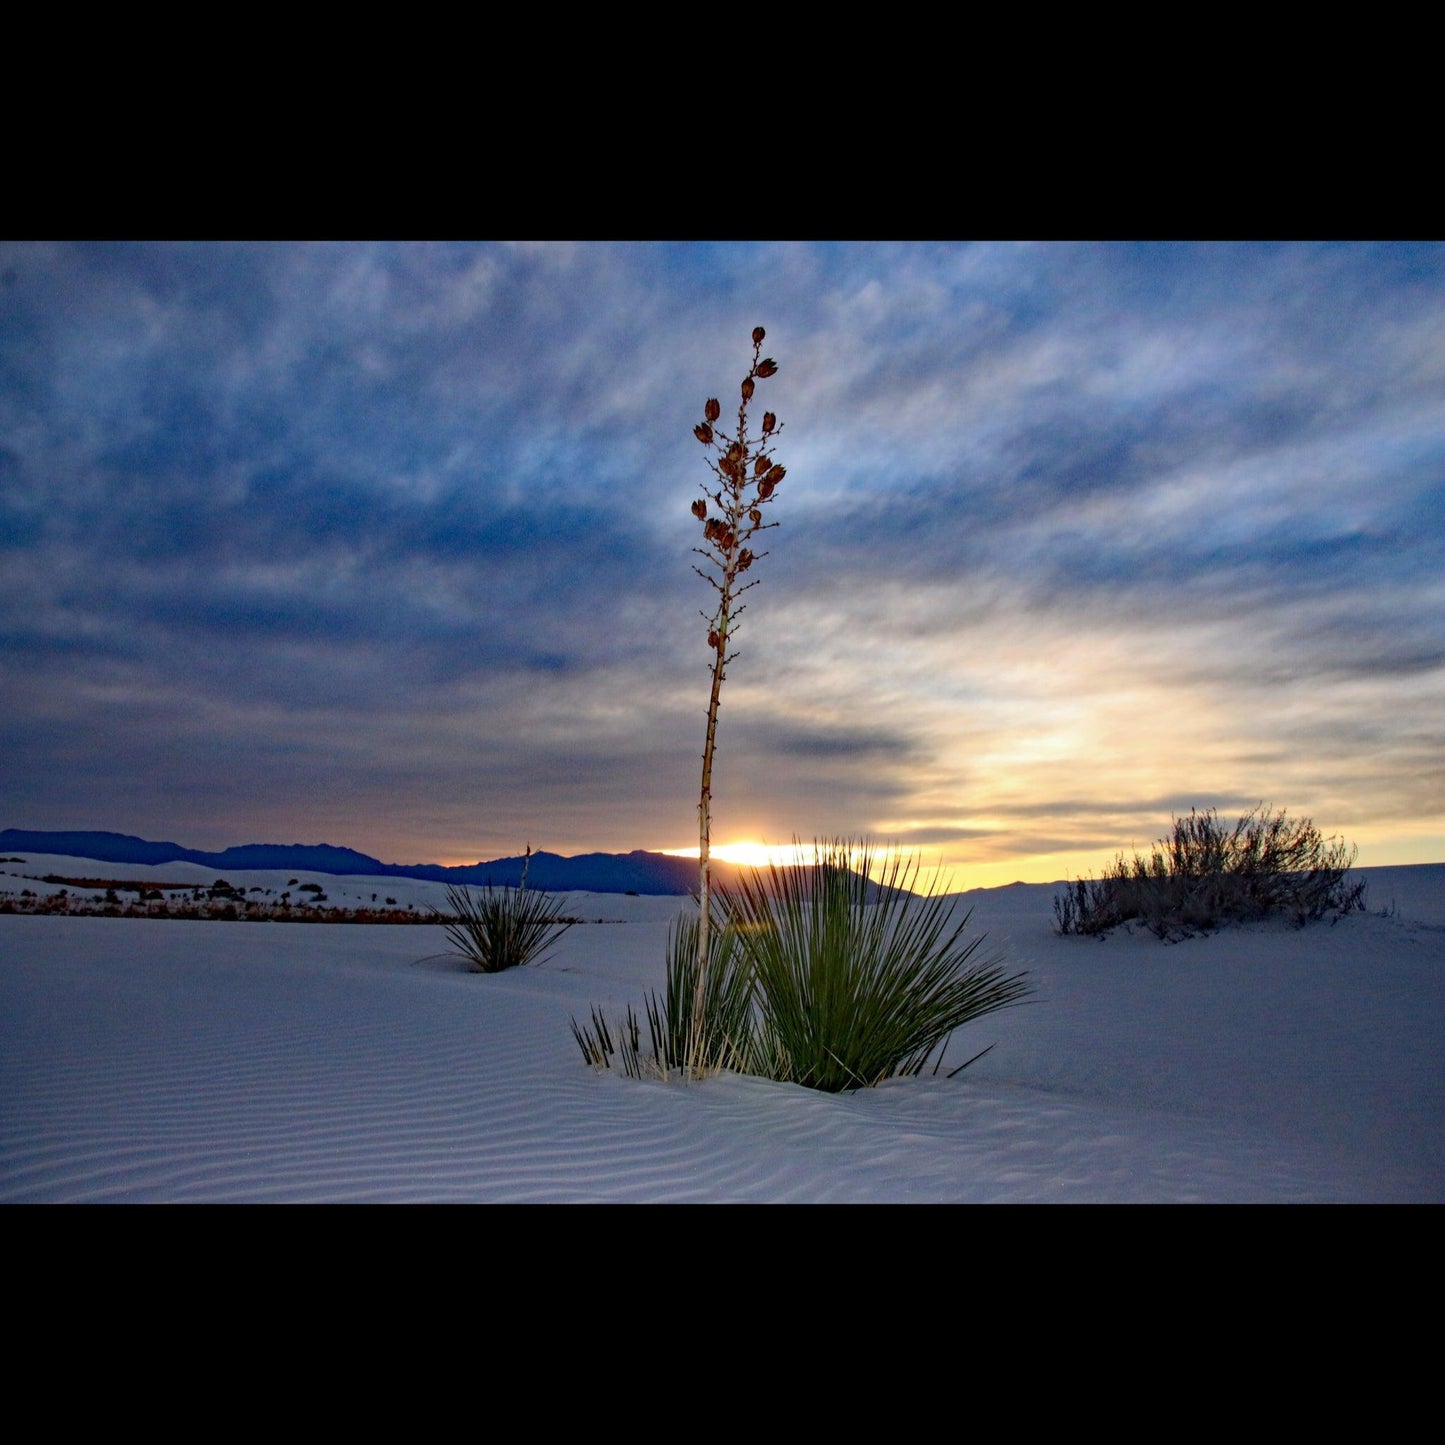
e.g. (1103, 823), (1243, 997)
(718, 840), (1032, 1092)
(648, 912), (756, 1076)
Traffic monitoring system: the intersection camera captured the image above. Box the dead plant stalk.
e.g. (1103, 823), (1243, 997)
(688, 327), (784, 1076)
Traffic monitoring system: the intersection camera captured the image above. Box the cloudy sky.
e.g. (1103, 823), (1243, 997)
(2, 240), (1441, 887)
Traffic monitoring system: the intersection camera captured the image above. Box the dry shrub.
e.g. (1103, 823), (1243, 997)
(1054, 805), (1366, 940)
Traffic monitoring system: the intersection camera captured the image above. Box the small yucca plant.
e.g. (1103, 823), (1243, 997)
(687, 325), (785, 1077)
(436, 846), (575, 972)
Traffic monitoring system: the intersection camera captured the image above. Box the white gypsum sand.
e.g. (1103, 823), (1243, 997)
(1, 856), (1442, 1202)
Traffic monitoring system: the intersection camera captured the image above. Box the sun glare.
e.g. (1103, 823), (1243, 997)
(661, 841), (826, 868)
(658, 842), (1081, 895)
(661, 840), (942, 878)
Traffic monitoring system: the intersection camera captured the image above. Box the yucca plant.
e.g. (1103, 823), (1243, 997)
(572, 841), (1031, 1090)
(718, 840), (1033, 1093)
(574, 333), (1033, 1092)
(686, 325), (785, 1077)
(435, 846), (575, 972)
(574, 326), (782, 1082)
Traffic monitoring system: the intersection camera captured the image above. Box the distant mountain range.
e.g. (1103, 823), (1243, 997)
(0, 828), (746, 896)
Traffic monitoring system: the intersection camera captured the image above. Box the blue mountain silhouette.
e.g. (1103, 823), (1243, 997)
(0, 828), (726, 895)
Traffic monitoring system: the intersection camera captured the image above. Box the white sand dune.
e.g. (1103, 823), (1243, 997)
(2, 857), (1442, 1202)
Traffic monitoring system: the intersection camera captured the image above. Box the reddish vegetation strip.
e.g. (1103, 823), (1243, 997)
(0, 895), (433, 923)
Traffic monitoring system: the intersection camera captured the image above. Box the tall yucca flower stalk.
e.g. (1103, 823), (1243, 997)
(686, 326), (785, 1077)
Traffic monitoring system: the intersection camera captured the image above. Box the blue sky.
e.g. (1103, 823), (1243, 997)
(2, 240), (1441, 886)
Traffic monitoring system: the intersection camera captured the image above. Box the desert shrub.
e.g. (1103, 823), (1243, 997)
(575, 842), (1032, 1092)
(435, 879), (575, 973)
(1054, 805), (1366, 939)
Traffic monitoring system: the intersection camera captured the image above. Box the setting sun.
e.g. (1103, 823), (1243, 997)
(662, 841), (822, 868)
(658, 841), (1078, 895)
(662, 840), (933, 880)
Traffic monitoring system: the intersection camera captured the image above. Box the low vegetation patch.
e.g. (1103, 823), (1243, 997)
(1053, 805), (1367, 940)
(0, 887), (433, 923)
(2, 870), (420, 922)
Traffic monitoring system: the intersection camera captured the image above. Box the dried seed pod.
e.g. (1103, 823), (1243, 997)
(752, 326), (766, 344)
(691, 499), (707, 520)
(762, 411), (776, 434)
(741, 377), (755, 401)
(754, 454), (770, 476)
(757, 478), (775, 500)
(765, 465), (786, 486)
(694, 423), (713, 444)
(705, 398), (721, 422)
(736, 549), (754, 572)
(708, 630), (721, 652)
(756, 358), (778, 378)
(749, 508), (762, 525)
